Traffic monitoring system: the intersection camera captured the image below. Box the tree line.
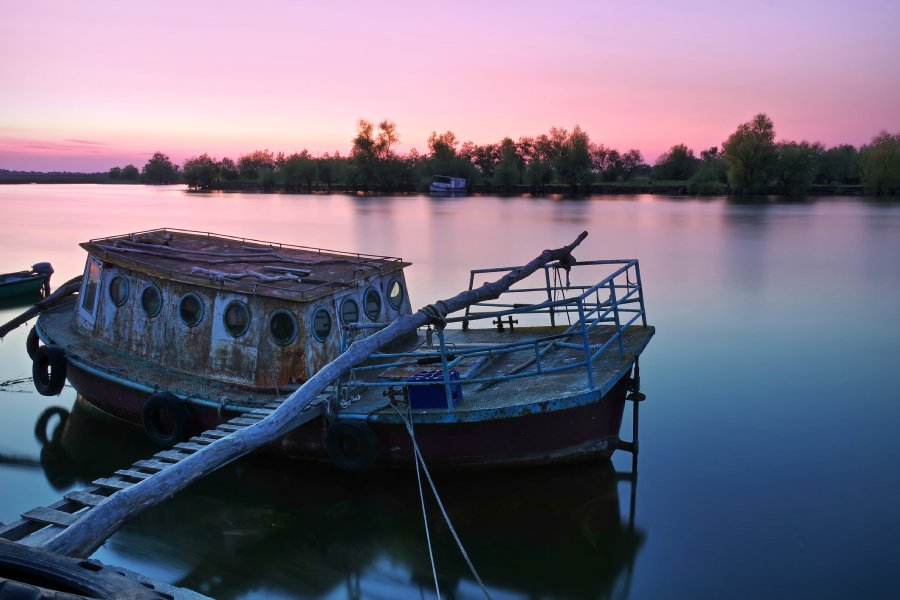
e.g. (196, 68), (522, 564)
(111, 116), (900, 196)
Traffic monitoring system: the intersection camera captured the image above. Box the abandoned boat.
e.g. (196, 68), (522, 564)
(0, 262), (53, 299)
(429, 175), (467, 195)
(30, 228), (653, 469)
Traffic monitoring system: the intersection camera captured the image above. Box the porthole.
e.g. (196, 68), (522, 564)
(179, 293), (204, 328)
(269, 310), (298, 346)
(141, 285), (162, 318)
(388, 279), (404, 310)
(108, 275), (129, 306)
(223, 301), (250, 337)
(364, 287), (381, 320)
(340, 297), (359, 325)
(312, 307), (332, 342)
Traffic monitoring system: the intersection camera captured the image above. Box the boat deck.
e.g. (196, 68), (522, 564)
(343, 324), (654, 423)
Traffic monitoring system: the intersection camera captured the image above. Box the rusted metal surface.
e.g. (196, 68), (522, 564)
(72, 230), (413, 388)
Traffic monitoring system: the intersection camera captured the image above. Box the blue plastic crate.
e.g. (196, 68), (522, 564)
(407, 369), (462, 409)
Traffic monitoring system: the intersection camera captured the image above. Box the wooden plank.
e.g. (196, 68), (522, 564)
(228, 417), (260, 426)
(154, 450), (191, 462)
(115, 469), (153, 480)
(199, 430), (228, 440)
(173, 442), (206, 452)
(188, 436), (213, 445)
(64, 491), (107, 507)
(217, 423), (244, 432)
(22, 507), (79, 527)
(132, 459), (170, 472)
(92, 478), (135, 491)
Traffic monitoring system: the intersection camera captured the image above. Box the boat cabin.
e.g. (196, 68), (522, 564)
(72, 229), (412, 389)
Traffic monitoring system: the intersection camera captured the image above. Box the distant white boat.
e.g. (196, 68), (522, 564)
(429, 175), (467, 195)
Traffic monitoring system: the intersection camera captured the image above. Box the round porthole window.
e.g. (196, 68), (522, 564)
(388, 279), (404, 310)
(141, 285), (162, 318)
(109, 275), (129, 306)
(312, 307), (332, 342)
(340, 298), (359, 325)
(179, 293), (204, 328)
(364, 287), (381, 320)
(223, 301), (250, 337)
(269, 310), (298, 345)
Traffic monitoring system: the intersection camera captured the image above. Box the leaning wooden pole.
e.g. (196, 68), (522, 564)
(41, 232), (588, 558)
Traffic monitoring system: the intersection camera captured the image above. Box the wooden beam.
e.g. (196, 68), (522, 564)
(39, 232), (588, 558)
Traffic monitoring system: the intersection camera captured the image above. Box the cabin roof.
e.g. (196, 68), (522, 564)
(81, 228), (410, 302)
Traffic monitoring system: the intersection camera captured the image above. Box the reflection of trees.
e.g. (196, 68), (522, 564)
(32, 396), (644, 599)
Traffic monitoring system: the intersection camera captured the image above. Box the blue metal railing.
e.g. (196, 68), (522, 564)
(337, 259), (646, 410)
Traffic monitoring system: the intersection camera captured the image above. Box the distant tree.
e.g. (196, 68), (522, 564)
(860, 131), (900, 195)
(121, 164), (140, 181)
(492, 137), (522, 192)
(108, 166), (122, 180)
(181, 154), (219, 190)
(688, 146), (728, 194)
(375, 120), (399, 160)
(722, 113), (777, 194)
(619, 149), (645, 181)
(218, 157), (240, 181)
(350, 119), (378, 192)
(652, 144), (699, 180)
(238, 150), (276, 179)
(817, 145), (859, 185)
(258, 166), (276, 192)
(141, 152), (179, 184)
(592, 145), (621, 182)
(281, 150), (316, 192)
(773, 141), (823, 195)
(556, 126), (594, 192)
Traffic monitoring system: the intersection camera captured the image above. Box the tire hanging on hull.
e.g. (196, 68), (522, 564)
(141, 392), (191, 447)
(325, 420), (380, 470)
(32, 344), (67, 396)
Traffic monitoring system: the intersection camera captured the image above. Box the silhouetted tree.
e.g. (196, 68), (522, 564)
(653, 144), (699, 180)
(121, 164), (139, 180)
(108, 166), (122, 180)
(141, 152), (179, 184)
(773, 141), (823, 195)
(722, 113), (777, 194)
(218, 157), (240, 181)
(182, 154), (219, 190)
(238, 150), (276, 179)
(817, 145), (859, 185)
(860, 131), (900, 195)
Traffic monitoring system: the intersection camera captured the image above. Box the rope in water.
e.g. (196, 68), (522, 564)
(391, 402), (493, 600)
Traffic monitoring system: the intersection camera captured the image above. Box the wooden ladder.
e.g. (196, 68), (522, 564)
(0, 396), (325, 548)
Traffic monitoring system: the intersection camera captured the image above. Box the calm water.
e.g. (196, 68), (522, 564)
(2, 185), (899, 599)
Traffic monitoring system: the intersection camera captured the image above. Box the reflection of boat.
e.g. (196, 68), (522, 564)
(26, 381), (645, 599)
(0, 262), (53, 300)
(429, 174), (467, 195)
(32, 228), (653, 469)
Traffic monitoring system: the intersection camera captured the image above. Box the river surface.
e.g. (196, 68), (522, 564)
(1, 185), (899, 599)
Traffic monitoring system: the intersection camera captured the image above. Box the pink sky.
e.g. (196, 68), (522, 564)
(1, 0), (898, 171)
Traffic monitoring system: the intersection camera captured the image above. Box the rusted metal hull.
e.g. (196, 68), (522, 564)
(63, 354), (629, 469)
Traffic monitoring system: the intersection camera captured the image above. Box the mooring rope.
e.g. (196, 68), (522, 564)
(406, 402), (442, 600)
(391, 402), (493, 600)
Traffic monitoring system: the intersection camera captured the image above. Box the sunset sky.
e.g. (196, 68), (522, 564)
(1, 0), (898, 171)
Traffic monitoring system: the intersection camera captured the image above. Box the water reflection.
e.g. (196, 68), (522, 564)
(31, 397), (644, 599)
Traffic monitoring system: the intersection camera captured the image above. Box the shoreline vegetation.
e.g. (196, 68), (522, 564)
(3, 115), (898, 197)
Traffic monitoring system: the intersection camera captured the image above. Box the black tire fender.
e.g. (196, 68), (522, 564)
(141, 391), (191, 447)
(26, 326), (40, 360)
(32, 344), (67, 396)
(325, 420), (380, 470)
